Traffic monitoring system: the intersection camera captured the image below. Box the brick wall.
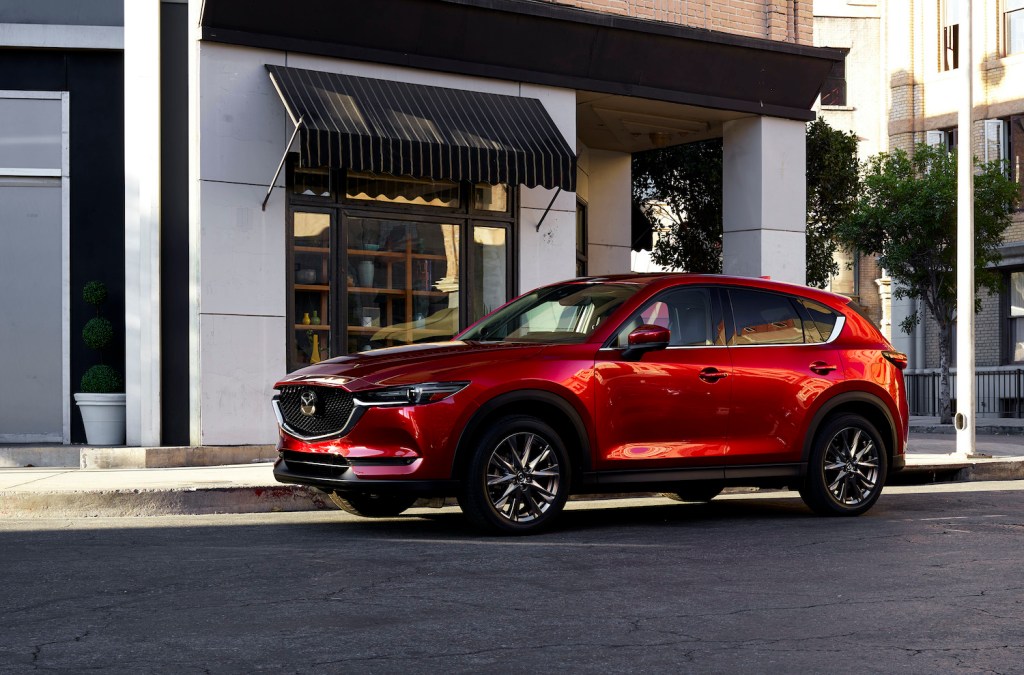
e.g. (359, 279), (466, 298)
(543, 0), (813, 44)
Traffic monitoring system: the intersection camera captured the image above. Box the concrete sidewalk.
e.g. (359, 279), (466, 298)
(1, 429), (1022, 518)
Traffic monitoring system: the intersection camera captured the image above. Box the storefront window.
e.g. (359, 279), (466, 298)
(346, 172), (460, 207)
(470, 225), (508, 324)
(287, 161), (514, 368)
(346, 218), (460, 353)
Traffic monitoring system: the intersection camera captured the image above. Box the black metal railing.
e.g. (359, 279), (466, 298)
(904, 369), (1024, 418)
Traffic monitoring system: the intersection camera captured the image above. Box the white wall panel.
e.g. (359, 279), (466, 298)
(199, 181), (286, 317)
(518, 209), (575, 292)
(199, 314), (284, 445)
(198, 43), (288, 186)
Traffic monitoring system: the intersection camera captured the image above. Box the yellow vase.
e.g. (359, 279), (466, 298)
(302, 312), (311, 325)
(310, 334), (321, 364)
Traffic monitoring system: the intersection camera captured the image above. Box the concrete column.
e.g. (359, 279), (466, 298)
(586, 149), (632, 275)
(722, 116), (807, 284)
(124, 0), (162, 446)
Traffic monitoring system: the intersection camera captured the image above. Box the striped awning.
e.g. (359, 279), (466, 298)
(266, 65), (576, 191)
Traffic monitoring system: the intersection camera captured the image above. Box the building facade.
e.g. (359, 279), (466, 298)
(813, 0), (1024, 416)
(1, 0), (837, 447)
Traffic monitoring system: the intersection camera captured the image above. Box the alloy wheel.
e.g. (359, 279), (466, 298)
(485, 431), (562, 524)
(822, 426), (881, 507)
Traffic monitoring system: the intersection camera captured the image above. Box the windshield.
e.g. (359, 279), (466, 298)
(459, 282), (638, 344)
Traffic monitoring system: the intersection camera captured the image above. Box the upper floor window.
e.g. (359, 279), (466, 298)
(983, 117), (1024, 209)
(942, 0), (960, 71)
(820, 49), (849, 107)
(1007, 0), (1024, 56)
(1007, 270), (1024, 363)
(576, 200), (588, 277)
(926, 127), (958, 152)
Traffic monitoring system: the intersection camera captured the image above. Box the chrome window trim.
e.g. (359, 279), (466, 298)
(597, 315), (847, 352)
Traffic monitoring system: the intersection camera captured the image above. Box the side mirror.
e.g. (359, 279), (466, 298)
(623, 324), (670, 361)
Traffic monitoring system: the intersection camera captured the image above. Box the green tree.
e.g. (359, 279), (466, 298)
(631, 119), (860, 285)
(836, 143), (1020, 424)
(805, 119), (861, 288)
(632, 138), (723, 274)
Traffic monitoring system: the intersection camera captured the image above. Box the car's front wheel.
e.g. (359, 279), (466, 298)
(800, 414), (887, 516)
(458, 415), (570, 534)
(328, 492), (418, 517)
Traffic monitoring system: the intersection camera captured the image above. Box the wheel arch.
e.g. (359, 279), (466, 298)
(452, 389), (592, 482)
(802, 392), (898, 468)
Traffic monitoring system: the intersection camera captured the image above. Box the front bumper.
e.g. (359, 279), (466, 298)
(273, 456), (458, 496)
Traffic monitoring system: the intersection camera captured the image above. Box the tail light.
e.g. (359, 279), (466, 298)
(882, 350), (908, 370)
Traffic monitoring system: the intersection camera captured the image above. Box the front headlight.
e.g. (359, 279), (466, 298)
(353, 382), (469, 407)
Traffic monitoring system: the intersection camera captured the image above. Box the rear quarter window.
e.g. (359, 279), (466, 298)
(799, 299), (841, 343)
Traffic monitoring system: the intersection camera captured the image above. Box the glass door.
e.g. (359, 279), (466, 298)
(289, 210), (333, 370)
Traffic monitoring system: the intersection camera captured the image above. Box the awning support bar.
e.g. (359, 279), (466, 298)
(534, 187), (562, 232)
(261, 115), (303, 212)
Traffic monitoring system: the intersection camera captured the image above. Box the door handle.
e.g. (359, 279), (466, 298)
(809, 361), (838, 376)
(699, 367), (729, 383)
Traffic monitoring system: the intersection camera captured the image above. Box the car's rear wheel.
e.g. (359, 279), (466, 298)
(458, 416), (570, 534)
(800, 414), (887, 516)
(328, 492), (418, 517)
(667, 481), (724, 503)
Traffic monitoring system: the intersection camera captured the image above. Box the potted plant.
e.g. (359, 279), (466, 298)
(74, 280), (126, 445)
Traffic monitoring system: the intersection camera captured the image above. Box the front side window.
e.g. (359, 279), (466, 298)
(461, 282), (637, 344)
(1007, 271), (1024, 363)
(1007, 0), (1024, 56)
(612, 288), (718, 348)
(728, 289), (805, 346)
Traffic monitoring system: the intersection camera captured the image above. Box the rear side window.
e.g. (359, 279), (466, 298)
(799, 299), (840, 343)
(728, 289), (804, 346)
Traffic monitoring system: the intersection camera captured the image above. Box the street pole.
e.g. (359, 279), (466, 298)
(955, 0), (976, 458)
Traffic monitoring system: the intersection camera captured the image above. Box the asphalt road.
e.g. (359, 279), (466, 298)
(2, 483), (1023, 674)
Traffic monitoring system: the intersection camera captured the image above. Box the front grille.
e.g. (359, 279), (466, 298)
(280, 450), (351, 479)
(278, 385), (355, 438)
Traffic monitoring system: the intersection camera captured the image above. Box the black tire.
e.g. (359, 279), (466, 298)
(666, 481), (724, 503)
(800, 413), (888, 517)
(457, 415), (571, 535)
(329, 492), (418, 518)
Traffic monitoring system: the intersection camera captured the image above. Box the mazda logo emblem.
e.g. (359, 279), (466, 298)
(299, 389), (318, 416)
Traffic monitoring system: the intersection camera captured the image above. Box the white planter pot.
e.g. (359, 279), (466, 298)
(74, 393), (127, 446)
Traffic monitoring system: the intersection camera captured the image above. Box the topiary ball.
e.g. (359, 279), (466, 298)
(83, 280), (108, 307)
(83, 317), (114, 351)
(81, 364), (123, 393)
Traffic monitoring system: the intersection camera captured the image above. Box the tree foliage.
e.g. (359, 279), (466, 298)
(805, 119), (860, 287)
(632, 138), (723, 273)
(631, 119), (860, 284)
(836, 143), (1020, 423)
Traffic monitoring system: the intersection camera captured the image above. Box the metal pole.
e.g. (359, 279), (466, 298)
(955, 0), (976, 458)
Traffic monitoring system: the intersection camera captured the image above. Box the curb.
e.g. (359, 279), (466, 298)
(0, 484), (333, 519)
(909, 425), (1024, 436)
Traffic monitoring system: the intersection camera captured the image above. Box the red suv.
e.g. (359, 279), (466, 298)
(273, 275), (908, 533)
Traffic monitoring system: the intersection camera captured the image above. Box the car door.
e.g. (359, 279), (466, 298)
(594, 286), (732, 470)
(722, 288), (846, 464)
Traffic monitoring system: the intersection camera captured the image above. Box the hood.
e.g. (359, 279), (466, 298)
(276, 341), (546, 389)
